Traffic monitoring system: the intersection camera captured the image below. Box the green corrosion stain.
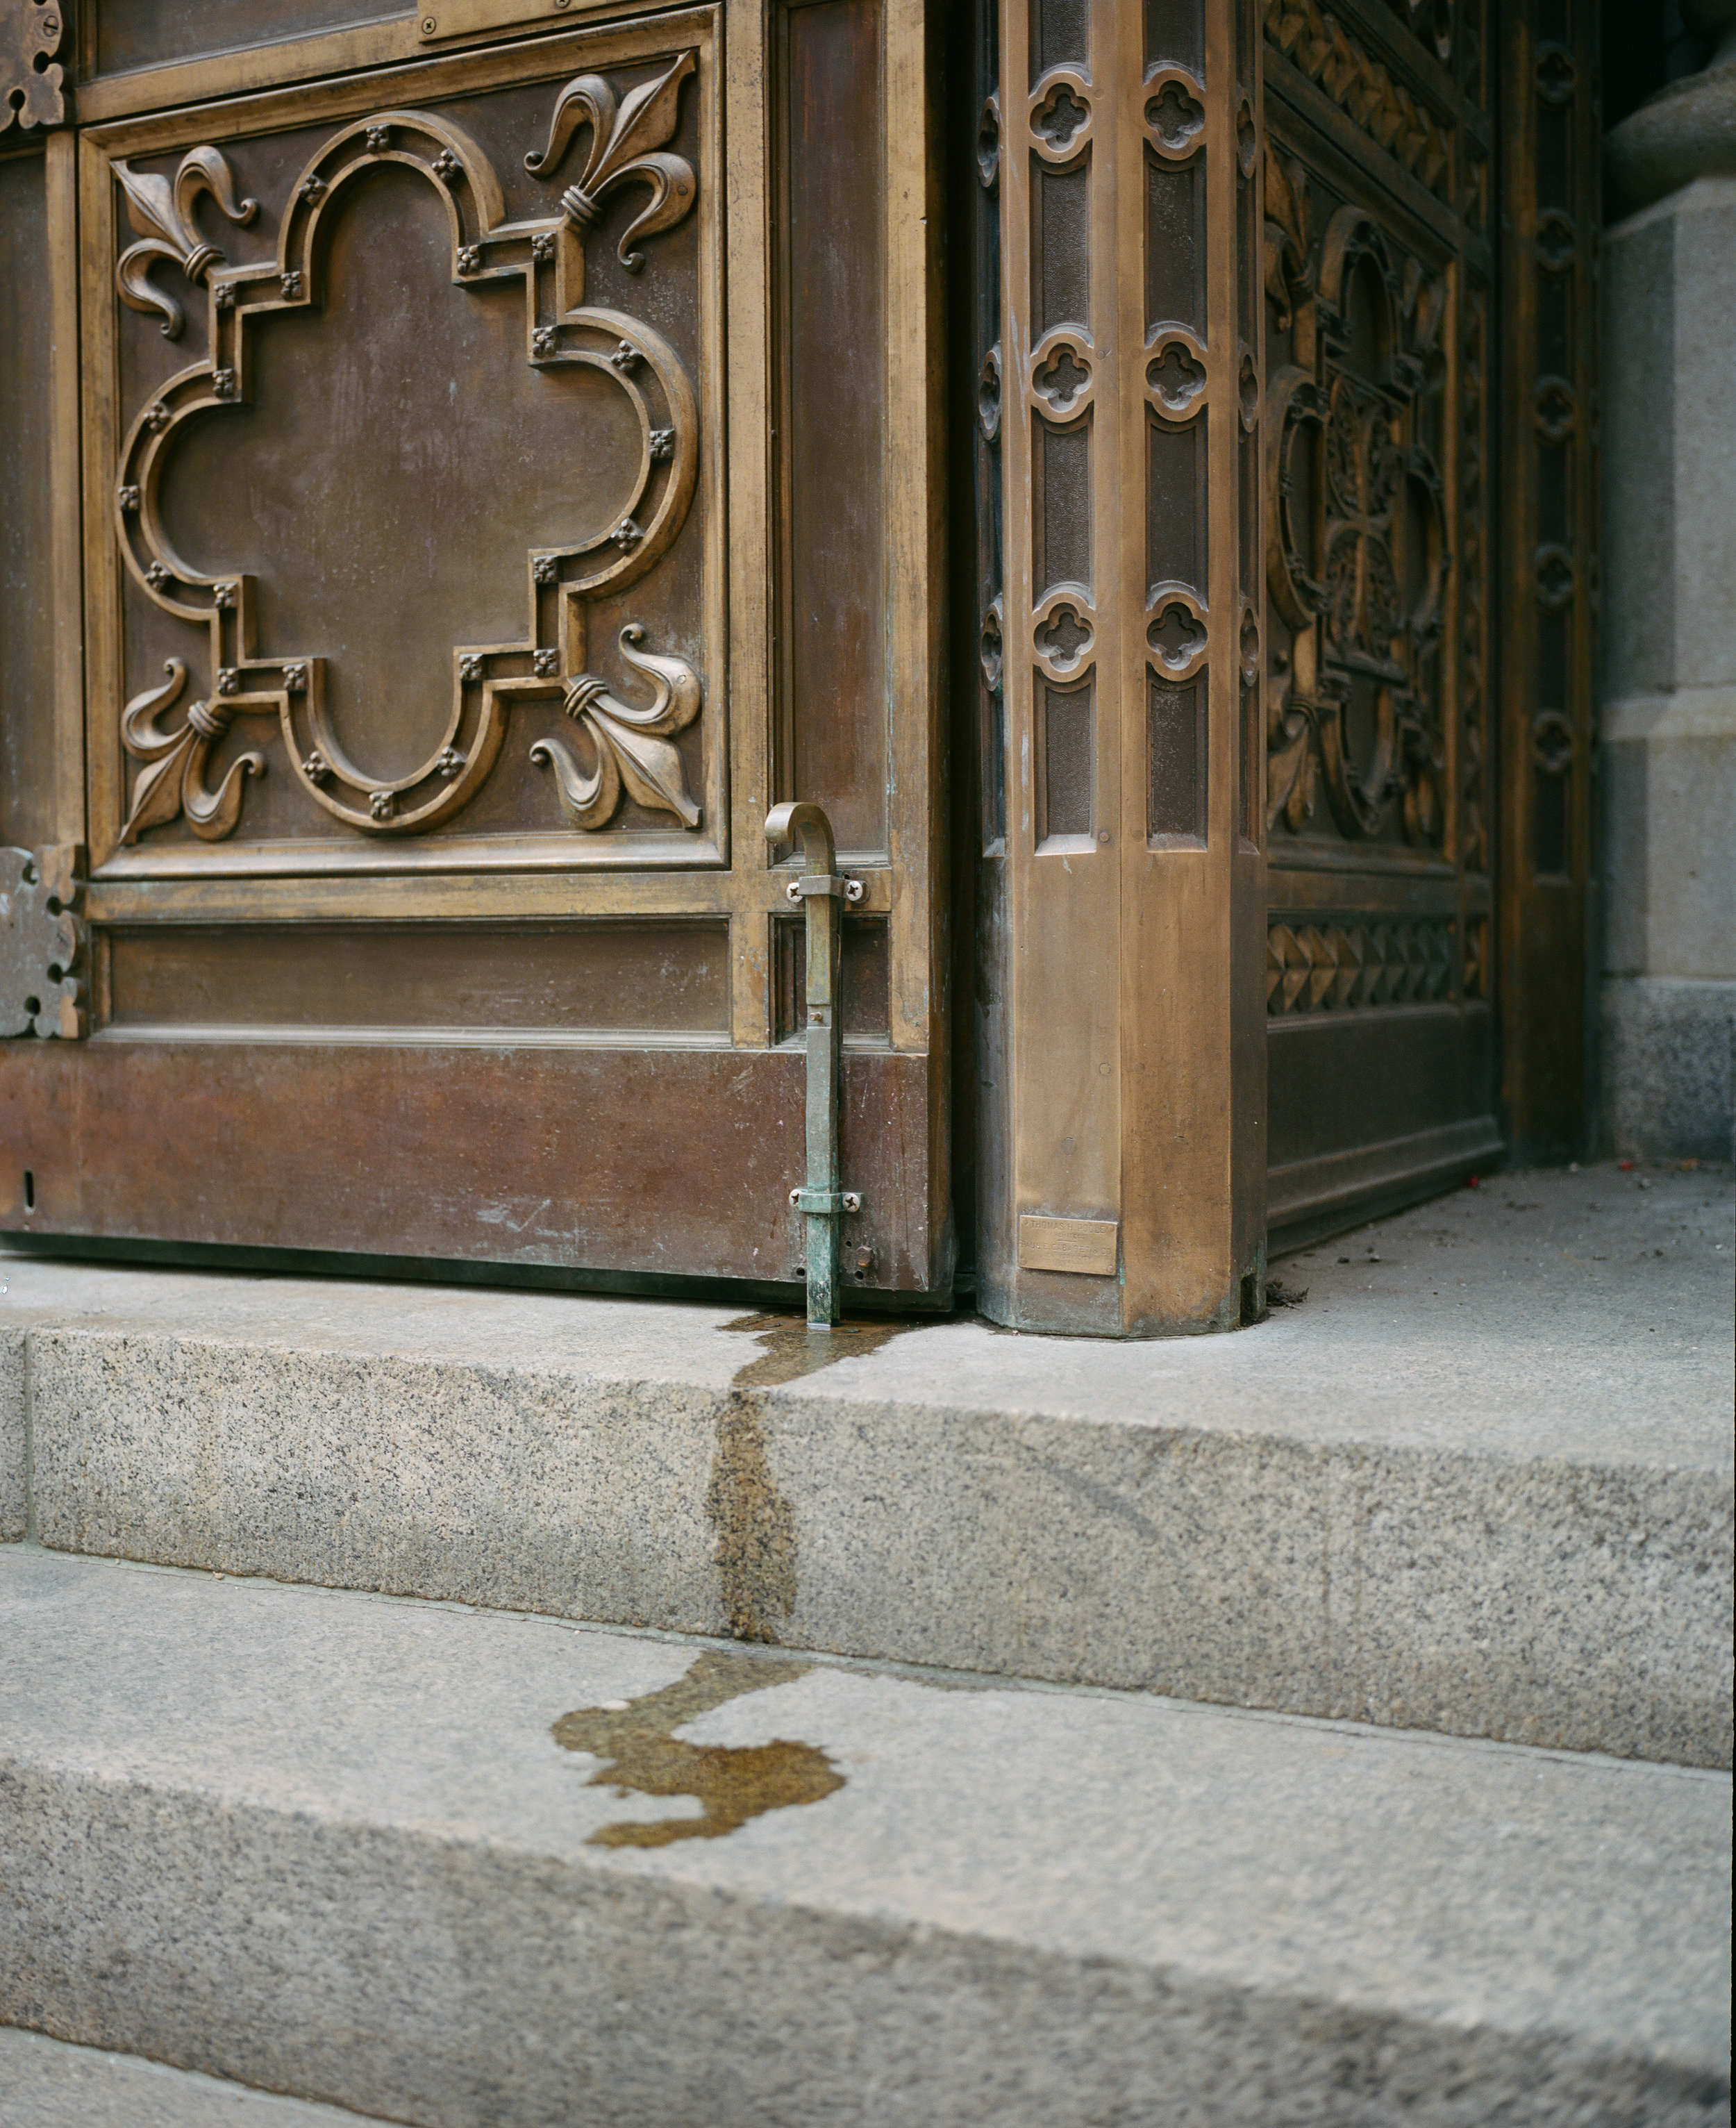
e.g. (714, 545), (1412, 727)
(552, 1649), (844, 1849)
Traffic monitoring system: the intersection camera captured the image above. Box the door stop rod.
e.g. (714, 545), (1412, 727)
(765, 801), (863, 1329)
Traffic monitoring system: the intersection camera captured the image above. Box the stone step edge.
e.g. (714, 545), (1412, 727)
(4, 1550), (1728, 2128)
(12, 1320), (1735, 1772)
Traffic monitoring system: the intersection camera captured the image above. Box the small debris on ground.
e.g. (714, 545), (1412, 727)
(1265, 1277), (1308, 1308)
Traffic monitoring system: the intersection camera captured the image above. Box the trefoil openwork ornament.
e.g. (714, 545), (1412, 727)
(1262, 147), (1451, 845)
(106, 54), (705, 845)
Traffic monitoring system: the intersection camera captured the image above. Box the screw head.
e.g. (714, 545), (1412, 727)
(789, 1188), (801, 1206)
(422, 15), (437, 31)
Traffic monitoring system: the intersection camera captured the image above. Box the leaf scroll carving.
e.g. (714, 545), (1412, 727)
(531, 625), (702, 831)
(113, 147), (258, 339)
(525, 49), (697, 269)
(119, 658), (267, 845)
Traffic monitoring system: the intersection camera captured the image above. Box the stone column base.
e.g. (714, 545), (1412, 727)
(1601, 975), (1736, 1161)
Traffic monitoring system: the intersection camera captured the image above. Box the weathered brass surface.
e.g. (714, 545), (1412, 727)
(0, 0), (949, 1299)
(976, 0), (1268, 1334)
(0, 0), (1597, 1326)
(1258, 0), (1503, 1246)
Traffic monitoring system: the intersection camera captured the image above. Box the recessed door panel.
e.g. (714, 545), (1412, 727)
(1, 2), (950, 1299)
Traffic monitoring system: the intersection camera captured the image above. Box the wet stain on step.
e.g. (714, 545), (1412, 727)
(553, 1649), (842, 1849)
(706, 1397), (798, 1643)
(706, 1312), (923, 1645)
(721, 1310), (913, 1390)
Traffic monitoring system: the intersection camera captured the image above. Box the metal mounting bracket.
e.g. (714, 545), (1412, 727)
(1, 847), (88, 1040)
(766, 800), (863, 1327)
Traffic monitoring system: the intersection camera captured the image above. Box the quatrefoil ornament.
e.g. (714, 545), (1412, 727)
(108, 63), (705, 845)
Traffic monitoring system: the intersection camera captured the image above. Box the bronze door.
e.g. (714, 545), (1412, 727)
(0, 3), (951, 1299)
(1259, 0), (1508, 1247)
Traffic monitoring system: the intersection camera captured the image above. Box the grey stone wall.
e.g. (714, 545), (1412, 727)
(1600, 0), (1736, 1160)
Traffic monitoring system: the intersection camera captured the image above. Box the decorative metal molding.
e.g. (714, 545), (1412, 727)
(530, 624), (702, 830)
(108, 60), (703, 844)
(0, 0), (65, 134)
(1262, 0), (1455, 201)
(1265, 156), (1451, 845)
(113, 148), (258, 340)
(1267, 916), (1455, 1015)
(0, 846), (86, 1039)
(525, 49), (697, 270)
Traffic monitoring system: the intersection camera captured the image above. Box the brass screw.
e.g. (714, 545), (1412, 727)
(422, 15), (436, 31)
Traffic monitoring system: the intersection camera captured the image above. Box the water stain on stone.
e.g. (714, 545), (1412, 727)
(721, 1310), (913, 1390)
(704, 1312), (919, 1645)
(706, 1395), (798, 1643)
(552, 1649), (843, 1849)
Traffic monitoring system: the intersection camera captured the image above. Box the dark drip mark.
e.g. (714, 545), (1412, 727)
(552, 1649), (843, 1849)
(706, 1397), (799, 1643)
(710, 1313), (925, 1641)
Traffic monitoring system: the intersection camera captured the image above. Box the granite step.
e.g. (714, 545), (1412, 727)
(0, 2025), (396, 2127)
(2, 1160), (1731, 1768)
(1, 1548), (1728, 2128)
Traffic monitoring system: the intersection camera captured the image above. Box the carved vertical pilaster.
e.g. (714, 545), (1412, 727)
(1496, 0), (1599, 1156)
(979, 0), (1267, 1335)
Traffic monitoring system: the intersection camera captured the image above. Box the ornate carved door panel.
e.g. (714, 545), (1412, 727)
(1, 2), (951, 1297)
(1258, 0), (1503, 1247)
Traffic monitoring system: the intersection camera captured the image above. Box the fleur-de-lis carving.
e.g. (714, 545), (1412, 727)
(531, 624), (701, 831)
(119, 659), (265, 844)
(113, 147), (258, 340)
(525, 49), (698, 271)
